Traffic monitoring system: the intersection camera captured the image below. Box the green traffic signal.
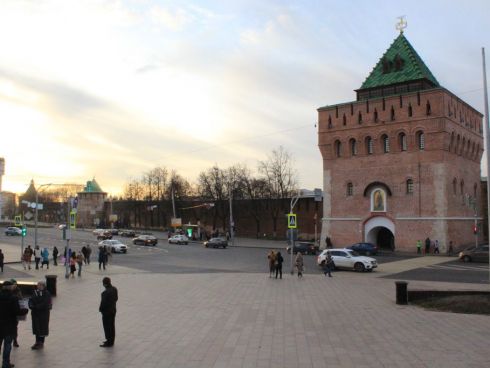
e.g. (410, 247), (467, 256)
(21, 226), (27, 237)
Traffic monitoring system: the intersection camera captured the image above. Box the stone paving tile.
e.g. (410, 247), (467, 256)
(1, 262), (489, 368)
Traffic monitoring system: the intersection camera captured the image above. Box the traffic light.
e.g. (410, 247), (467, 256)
(473, 224), (478, 234)
(21, 226), (27, 237)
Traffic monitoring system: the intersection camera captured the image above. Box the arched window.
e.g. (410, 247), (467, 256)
(346, 182), (353, 196)
(390, 106), (395, 121)
(453, 178), (457, 195)
(365, 136), (373, 155)
(408, 103), (413, 117)
(382, 134), (390, 153)
(460, 180), (464, 196)
(350, 138), (357, 156)
(426, 101), (431, 115)
(399, 133), (407, 151)
(334, 140), (342, 158)
(406, 179), (414, 194)
(416, 131), (425, 150)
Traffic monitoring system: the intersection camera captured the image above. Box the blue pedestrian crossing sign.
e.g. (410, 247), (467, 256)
(287, 213), (297, 229)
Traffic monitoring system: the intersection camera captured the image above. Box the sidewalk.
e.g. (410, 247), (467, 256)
(1, 259), (489, 368)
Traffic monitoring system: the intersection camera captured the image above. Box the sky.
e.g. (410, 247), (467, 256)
(0, 0), (489, 195)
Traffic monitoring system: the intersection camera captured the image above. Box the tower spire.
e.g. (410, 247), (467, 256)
(396, 16), (407, 34)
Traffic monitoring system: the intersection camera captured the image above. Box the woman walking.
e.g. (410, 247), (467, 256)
(69, 252), (77, 278)
(267, 250), (276, 278)
(76, 252), (84, 277)
(295, 252), (304, 278)
(275, 251), (284, 279)
(40, 247), (49, 269)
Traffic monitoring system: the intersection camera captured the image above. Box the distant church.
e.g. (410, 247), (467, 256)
(318, 29), (483, 252)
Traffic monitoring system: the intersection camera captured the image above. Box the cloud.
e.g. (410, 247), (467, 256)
(150, 6), (193, 31)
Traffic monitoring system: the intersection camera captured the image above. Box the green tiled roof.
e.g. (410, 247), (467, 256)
(83, 178), (104, 193)
(360, 33), (439, 90)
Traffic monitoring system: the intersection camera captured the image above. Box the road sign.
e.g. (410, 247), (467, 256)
(69, 210), (77, 229)
(287, 213), (297, 229)
(14, 215), (22, 226)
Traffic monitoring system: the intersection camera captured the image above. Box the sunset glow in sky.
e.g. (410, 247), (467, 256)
(1, 0), (489, 194)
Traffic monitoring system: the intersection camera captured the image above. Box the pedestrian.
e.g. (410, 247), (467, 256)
(275, 251), (283, 279)
(448, 241), (454, 256)
(0, 280), (28, 368)
(295, 252), (304, 278)
(424, 237), (431, 255)
(10, 279), (24, 348)
(99, 277), (118, 347)
(40, 247), (49, 269)
(434, 240), (440, 254)
(52, 246), (59, 266)
(86, 244), (92, 265)
(81, 246), (88, 265)
(0, 249), (4, 272)
(76, 252), (84, 277)
(28, 281), (52, 350)
(69, 253), (77, 278)
(416, 240), (422, 254)
(267, 250), (276, 278)
(34, 245), (41, 270)
(326, 237), (333, 249)
(323, 252), (334, 277)
(98, 246), (106, 270)
(25, 245), (33, 270)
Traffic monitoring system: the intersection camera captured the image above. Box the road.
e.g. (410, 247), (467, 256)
(1, 227), (488, 283)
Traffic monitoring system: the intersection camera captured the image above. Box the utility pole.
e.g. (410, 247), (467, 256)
(229, 187), (234, 246)
(482, 47), (490, 278)
(65, 197), (71, 279)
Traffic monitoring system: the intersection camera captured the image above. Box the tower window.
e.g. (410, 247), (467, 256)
(382, 134), (390, 153)
(343, 113), (346, 126)
(382, 98), (385, 111)
(460, 180), (464, 196)
(350, 139), (357, 156)
(328, 116), (332, 129)
(399, 133), (407, 151)
(334, 140), (342, 157)
(406, 179), (414, 194)
(417, 92), (420, 105)
(399, 95), (403, 108)
(350, 103), (354, 115)
(426, 101), (431, 116)
(347, 182), (353, 196)
(390, 106), (395, 121)
(366, 100), (369, 113)
(335, 106), (338, 118)
(366, 136), (373, 155)
(408, 103), (413, 117)
(417, 131), (425, 150)
(453, 178), (457, 195)
(374, 109), (378, 122)
(358, 112), (362, 124)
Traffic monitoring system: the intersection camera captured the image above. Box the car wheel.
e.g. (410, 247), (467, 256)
(463, 255), (471, 263)
(354, 262), (365, 272)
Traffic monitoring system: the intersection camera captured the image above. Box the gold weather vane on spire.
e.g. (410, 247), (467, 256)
(396, 16), (407, 33)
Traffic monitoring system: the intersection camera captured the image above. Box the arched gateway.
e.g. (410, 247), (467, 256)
(364, 217), (395, 250)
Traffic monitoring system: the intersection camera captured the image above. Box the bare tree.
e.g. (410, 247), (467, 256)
(258, 146), (298, 238)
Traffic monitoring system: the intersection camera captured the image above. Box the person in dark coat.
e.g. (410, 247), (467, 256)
(52, 246), (59, 266)
(29, 281), (52, 350)
(0, 249), (4, 273)
(424, 237), (431, 255)
(0, 280), (28, 368)
(275, 251), (284, 279)
(99, 277), (118, 347)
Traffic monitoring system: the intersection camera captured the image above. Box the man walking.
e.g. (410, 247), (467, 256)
(0, 280), (28, 368)
(99, 277), (118, 347)
(29, 281), (52, 350)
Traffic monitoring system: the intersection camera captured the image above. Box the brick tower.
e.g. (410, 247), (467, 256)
(318, 32), (484, 252)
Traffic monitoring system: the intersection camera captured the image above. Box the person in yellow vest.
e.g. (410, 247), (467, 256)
(416, 240), (422, 254)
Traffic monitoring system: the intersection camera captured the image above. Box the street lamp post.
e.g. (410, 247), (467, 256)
(34, 183), (53, 249)
(289, 190), (301, 274)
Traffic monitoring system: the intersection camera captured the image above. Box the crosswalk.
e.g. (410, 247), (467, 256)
(426, 263), (489, 272)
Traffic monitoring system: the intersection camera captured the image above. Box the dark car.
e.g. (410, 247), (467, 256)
(204, 237), (228, 249)
(109, 228), (119, 235)
(459, 245), (489, 263)
(286, 242), (318, 255)
(133, 235), (158, 246)
(347, 242), (378, 256)
(119, 229), (136, 237)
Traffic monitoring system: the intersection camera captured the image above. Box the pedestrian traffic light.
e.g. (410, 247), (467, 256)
(473, 224), (478, 234)
(21, 226), (27, 237)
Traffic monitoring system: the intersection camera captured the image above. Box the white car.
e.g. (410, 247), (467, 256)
(317, 248), (377, 272)
(168, 235), (189, 245)
(99, 240), (128, 254)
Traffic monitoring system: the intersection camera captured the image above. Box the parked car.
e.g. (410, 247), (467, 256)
(286, 242), (318, 255)
(98, 240), (128, 253)
(93, 229), (112, 240)
(133, 235), (158, 246)
(347, 242), (378, 256)
(204, 237), (228, 249)
(5, 227), (22, 236)
(119, 229), (136, 237)
(168, 235), (189, 245)
(317, 248), (378, 272)
(109, 228), (119, 235)
(459, 245), (489, 263)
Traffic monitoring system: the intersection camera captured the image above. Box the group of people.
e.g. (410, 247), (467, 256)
(267, 250), (335, 278)
(416, 238), (441, 255)
(21, 245), (54, 271)
(0, 276), (118, 367)
(267, 250), (284, 279)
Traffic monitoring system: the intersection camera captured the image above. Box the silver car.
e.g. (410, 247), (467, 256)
(317, 248), (377, 272)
